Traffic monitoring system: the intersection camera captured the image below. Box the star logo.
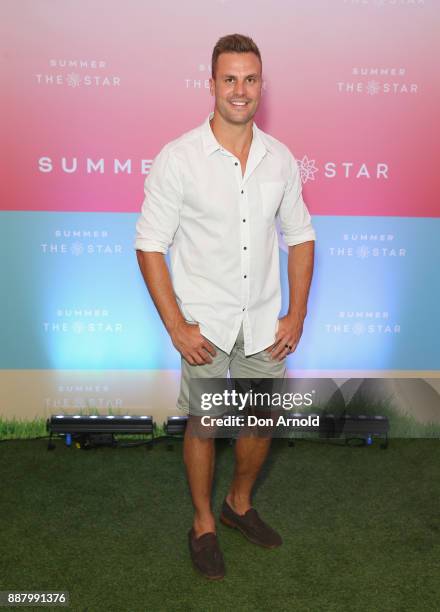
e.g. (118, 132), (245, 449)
(71, 242), (84, 256)
(297, 156), (318, 184)
(72, 322), (84, 334)
(66, 73), (81, 88)
(366, 80), (380, 96)
(352, 323), (365, 336)
(356, 246), (370, 259)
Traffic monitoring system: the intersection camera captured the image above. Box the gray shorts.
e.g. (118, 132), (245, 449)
(177, 324), (286, 416)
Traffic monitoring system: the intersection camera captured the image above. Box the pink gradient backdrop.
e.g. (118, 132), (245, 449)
(1, 0), (439, 216)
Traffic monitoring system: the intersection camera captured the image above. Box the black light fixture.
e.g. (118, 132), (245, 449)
(287, 413), (389, 449)
(341, 413), (389, 448)
(46, 414), (154, 450)
(164, 416), (188, 435)
(162, 416), (188, 450)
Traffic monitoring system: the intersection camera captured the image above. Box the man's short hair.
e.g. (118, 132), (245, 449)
(211, 33), (262, 79)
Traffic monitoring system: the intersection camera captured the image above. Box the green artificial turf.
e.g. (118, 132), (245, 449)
(1, 437), (439, 612)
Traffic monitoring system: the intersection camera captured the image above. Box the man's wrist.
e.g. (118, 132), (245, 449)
(286, 308), (307, 324)
(166, 314), (186, 337)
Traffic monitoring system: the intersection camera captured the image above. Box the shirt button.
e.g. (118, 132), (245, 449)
(242, 307), (246, 311)
(235, 162), (238, 166)
(241, 190), (244, 194)
(244, 275), (247, 278)
(242, 218), (246, 222)
(243, 246), (247, 250)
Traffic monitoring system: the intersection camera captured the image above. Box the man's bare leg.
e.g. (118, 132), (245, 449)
(183, 425), (216, 537)
(226, 435), (272, 515)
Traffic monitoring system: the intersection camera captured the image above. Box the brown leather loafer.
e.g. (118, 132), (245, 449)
(220, 499), (282, 549)
(188, 528), (225, 580)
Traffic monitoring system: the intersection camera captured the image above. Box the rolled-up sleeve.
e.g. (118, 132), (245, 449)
(134, 145), (183, 254)
(278, 152), (316, 246)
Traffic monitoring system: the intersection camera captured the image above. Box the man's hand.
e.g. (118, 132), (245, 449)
(267, 314), (304, 361)
(170, 320), (217, 365)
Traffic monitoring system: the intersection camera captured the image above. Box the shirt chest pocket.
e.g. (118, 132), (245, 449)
(259, 181), (286, 220)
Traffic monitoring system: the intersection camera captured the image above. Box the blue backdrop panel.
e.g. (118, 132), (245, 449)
(0, 212), (438, 370)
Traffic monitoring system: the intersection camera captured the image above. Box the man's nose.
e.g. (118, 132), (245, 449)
(233, 80), (246, 97)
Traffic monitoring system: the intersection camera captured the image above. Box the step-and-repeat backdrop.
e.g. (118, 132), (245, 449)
(1, 0), (439, 423)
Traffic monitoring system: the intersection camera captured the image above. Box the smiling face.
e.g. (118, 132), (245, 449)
(209, 52), (262, 126)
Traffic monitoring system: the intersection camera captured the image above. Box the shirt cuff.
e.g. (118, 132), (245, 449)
(283, 228), (316, 246)
(134, 238), (168, 254)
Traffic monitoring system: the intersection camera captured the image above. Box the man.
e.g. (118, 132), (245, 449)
(135, 33), (315, 580)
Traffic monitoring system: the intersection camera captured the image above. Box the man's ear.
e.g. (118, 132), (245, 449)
(209, 77), (214, 96)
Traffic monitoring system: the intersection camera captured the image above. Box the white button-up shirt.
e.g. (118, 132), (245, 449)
(135, 112), (316, 356)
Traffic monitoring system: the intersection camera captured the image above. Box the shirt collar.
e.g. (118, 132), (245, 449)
(201, 111), (271, 158)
